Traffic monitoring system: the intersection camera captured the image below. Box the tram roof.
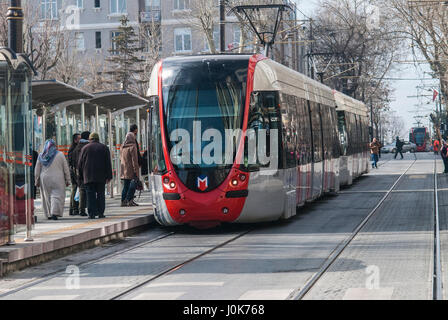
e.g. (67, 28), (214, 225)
(89, 91), (149, 112)
(32, 80), (94, 108)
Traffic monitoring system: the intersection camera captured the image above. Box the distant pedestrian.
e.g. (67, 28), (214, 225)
(394, 136), (404, 160)
(369, 138), (381, 169)
(34, 140), (71, 220)
(68, 133), (80, 216)
(441, 140), (448, 174)
(120, 130), (140, 207)
(78, 133), (113, 219)
(434, 139), (440, 155)
(72, 131), (90, 217)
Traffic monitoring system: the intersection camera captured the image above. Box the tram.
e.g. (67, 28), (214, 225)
(147, 54), (369, 228)
(409, 127), (429, 152)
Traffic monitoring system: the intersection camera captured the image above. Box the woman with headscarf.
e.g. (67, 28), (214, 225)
(35, 140), (71, 220)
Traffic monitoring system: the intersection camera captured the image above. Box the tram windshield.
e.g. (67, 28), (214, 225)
(411, 128), (426, 146)
(162, 57), (248, 170)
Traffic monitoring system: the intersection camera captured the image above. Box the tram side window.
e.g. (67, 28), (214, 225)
(245, 91), (282, 171)
(282, 94), (297, 168)
(309, 102), (323, 163)
(149, 96), (167, 174)
(296, 97), (312, 166)
(320, 105), (333, 160)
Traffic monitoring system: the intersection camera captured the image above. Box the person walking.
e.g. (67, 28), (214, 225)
(120, 130), (140, 207)
(434, 139), (440, 155)
(369, 138), (381, 169)
(394, 136), (404, 160)
(34, 140), (71, 220)
(441, 140), (448, 174)
(78, 133), (113, 219)
(72, 131), (90, 216)
(68, 133), (80, 216)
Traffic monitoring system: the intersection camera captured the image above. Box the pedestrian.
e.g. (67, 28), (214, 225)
(34, 140), (71, 220)
(68, 133), (80, 216)
(78, 132), (113, 219)
(441, 140), (448, 174)
(120, 130), (140, 207)
(72, 131), (90, 216)
(369, 138), (381, 169)
(394, 136), (404, 160)
(434, 139), (440, 155)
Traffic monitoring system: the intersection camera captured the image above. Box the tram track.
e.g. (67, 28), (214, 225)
(0, 230), (176, 298)
(433, 154), (443, 300)
(288, 157), (418, 300)
(109, 229), (253, 300)
(0, 225), (255, 300)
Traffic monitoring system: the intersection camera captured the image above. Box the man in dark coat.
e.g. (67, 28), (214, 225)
(72, 131), (90, 216)
(394, 136), (404, 160)
(68, 133), (80, 215)
(78, 132), (113, 219)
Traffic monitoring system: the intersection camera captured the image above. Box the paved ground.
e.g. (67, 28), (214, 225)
(0, 152), (443, 300)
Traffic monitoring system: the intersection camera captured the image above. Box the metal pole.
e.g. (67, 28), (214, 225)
(81, 102), (85, 132)
(95, 105), (99, 134)
(370, 98), (374, 141)
(7, 0), (23, 53)
(108, 111), (114, 198)
(219, 0), (226, 53)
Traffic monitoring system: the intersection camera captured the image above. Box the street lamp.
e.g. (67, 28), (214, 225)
(6, 0), (23, 53)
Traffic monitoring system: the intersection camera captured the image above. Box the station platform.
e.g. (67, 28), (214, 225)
(0, 191), (154, 276)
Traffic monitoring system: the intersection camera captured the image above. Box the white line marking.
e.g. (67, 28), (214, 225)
(131, 292), (185, 300)
(30, 295), (80, 300)
(146, 282), (225, 288)
(28, 284), (129, 290)
(239, 289), (294, 300)
(343, 288), (394, 300)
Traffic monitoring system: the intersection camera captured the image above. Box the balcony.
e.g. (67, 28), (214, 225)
(140, 10), (161, 23)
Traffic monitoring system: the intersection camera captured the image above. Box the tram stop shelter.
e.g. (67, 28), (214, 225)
(0, 48), (36, 246)
(31, 82), (149, 198)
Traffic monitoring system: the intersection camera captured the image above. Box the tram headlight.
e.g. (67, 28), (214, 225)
(169, 181), (176, 189)
(231, 179), (238, 186)
(239, 174), (247, 182)
(163, 177), (170, 184)
(222, 207), (229, 214)
(179, 209), (186, 216)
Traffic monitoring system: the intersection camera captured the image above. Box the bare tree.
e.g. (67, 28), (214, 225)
(22, 1), (67, 80)
(388, 0), (448, 106)
(137, 18), (162, 97)
(311, 0), (404, 101)
(0, 0), (8, 47)
(175, 0), (218, 54)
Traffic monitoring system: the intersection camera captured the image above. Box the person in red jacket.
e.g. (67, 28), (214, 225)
(434, 139), (440, 155)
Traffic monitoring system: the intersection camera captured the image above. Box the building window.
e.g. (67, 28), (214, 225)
(111, 31), (121, 54)
(174, 0), (189, 10)
(94, 0), (101, 8)
(174, 28), (191, 52)
(96, 32), (102, 49)
(39, 0), (59, 20)
(145, 0), (160, 10)
(75, 32), (85, 50)
(110, 0), (127, 14)
(76, 0), (83, 8)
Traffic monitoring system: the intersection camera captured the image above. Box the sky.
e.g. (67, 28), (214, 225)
(294, 0), (440, 141)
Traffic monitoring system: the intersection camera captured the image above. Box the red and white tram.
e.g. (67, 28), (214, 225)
(147, 54), (369, 228)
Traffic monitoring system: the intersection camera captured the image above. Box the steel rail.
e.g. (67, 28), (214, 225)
(109, 229), (253, 300)
(288, 158), (417, 300)
(433, 155), (443, 300)
(0, 231), (175, 298)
